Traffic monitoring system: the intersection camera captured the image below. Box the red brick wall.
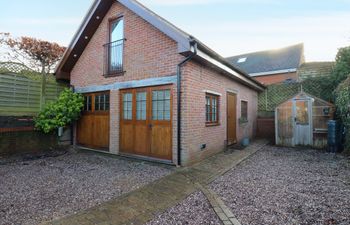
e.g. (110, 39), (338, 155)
(254, 72), (298, 85)
(71, 2), (183, 87)
(70, 2), (259, 165)
(180, 61), (258, 165)
(71, 2), (182, 162)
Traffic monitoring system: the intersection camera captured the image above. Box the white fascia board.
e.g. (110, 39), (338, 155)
(55, 0), (101, 73)
(119, 0), (191, 52)
(249, 68), (297, 77)
(196, 50), (264, 91)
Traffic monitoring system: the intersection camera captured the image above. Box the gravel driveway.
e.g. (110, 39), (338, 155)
(146, 191), (222, 225)
(0, 151), (173, 225)
(210, 146), (350, 225)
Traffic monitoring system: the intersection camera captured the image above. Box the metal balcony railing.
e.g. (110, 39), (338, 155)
(104, 39), (124, 76)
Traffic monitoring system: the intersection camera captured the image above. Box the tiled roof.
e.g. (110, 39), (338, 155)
(298, 62), (334, 80)
(226, 43), (304, 76)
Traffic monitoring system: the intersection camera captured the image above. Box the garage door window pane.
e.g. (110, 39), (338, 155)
(123, 93), (133, 120)
(95, 93), (110, 111)
(84, 96), (92, 111)
(105, 95), (110, 110)
(152, 90), (170, 121)
(137, 92), (147, 120)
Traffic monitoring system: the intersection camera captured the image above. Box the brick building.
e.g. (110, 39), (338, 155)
(227, 44), (305, 85)
(55, 0), (264, 166)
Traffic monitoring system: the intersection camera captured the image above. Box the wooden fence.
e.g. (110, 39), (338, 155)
(0, 66), (66, 116)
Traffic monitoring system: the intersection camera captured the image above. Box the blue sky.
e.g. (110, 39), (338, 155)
(1, 0), (350, 61)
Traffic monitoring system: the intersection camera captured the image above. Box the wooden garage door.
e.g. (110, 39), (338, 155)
(120, 85), (172, 161)
(77, 92), (110, 150)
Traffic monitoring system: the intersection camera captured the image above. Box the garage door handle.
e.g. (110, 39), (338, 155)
(149, 124), (153, 128)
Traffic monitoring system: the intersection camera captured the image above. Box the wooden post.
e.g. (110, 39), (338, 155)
(40, 64), (46, 110)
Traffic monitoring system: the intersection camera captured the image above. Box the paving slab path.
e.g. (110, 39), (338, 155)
(47, 140), (268, 225)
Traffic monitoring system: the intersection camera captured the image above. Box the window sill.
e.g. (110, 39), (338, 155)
(103, 71), (125, 78)
(206, 122), (220, 127)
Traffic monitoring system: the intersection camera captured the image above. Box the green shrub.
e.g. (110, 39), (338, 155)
(34, 88), (84, 133)
(335, 76), (350, 154)
(333, 46), (350, 85)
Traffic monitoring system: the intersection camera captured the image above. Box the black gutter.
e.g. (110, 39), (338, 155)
(177, 39), (198, 166)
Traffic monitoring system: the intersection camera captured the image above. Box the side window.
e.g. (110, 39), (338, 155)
(110, 17), (124, 42)
(241, 100), (248, 120)
(106, 17), (124, 75)
(206, 93), (219, 125)
(123, 93), (133, 120)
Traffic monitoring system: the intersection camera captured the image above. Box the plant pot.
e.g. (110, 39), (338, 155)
(241, 137), (250, 147)
(58, 127), (64, 137)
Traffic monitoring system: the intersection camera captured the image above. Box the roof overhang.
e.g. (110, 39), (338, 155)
(55, 0), (265, 92)
(250, 68), (297, 77)
(55, 0), (191, 80)
(55, 0), (114, 80)
(118, 0), (191, 53)
(195, 48), (265, 91)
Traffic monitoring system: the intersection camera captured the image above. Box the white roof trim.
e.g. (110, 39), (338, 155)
(249, 68), (297, 77)
(119, 0), (191, 52)
(197, 50), (264, 91)
(55, 0), (101, 74)
(55, 0), (264, 91)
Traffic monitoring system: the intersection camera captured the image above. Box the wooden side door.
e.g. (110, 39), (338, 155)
(77, 92), (110, 150)
(227, 92), (237, 145)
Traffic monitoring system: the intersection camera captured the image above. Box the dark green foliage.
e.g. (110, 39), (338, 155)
(332, 46), (350, 85)
(335, 77), (350, 154)
(34, 89), (84, 133)
(333, 46), (350, 154)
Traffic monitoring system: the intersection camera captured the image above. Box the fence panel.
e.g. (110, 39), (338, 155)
(0, 73), (67, 116)
(258, 80), (334, 113)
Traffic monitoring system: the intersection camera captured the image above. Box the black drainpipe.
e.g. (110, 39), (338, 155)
(177, 39), (198, 166)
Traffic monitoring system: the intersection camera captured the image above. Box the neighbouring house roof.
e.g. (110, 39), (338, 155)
(226, 43), (305, 77)
(298, 62), (334, 80)
(55, 0), (264, 91)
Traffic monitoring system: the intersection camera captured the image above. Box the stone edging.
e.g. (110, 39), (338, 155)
(195, 183), (242, 225)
